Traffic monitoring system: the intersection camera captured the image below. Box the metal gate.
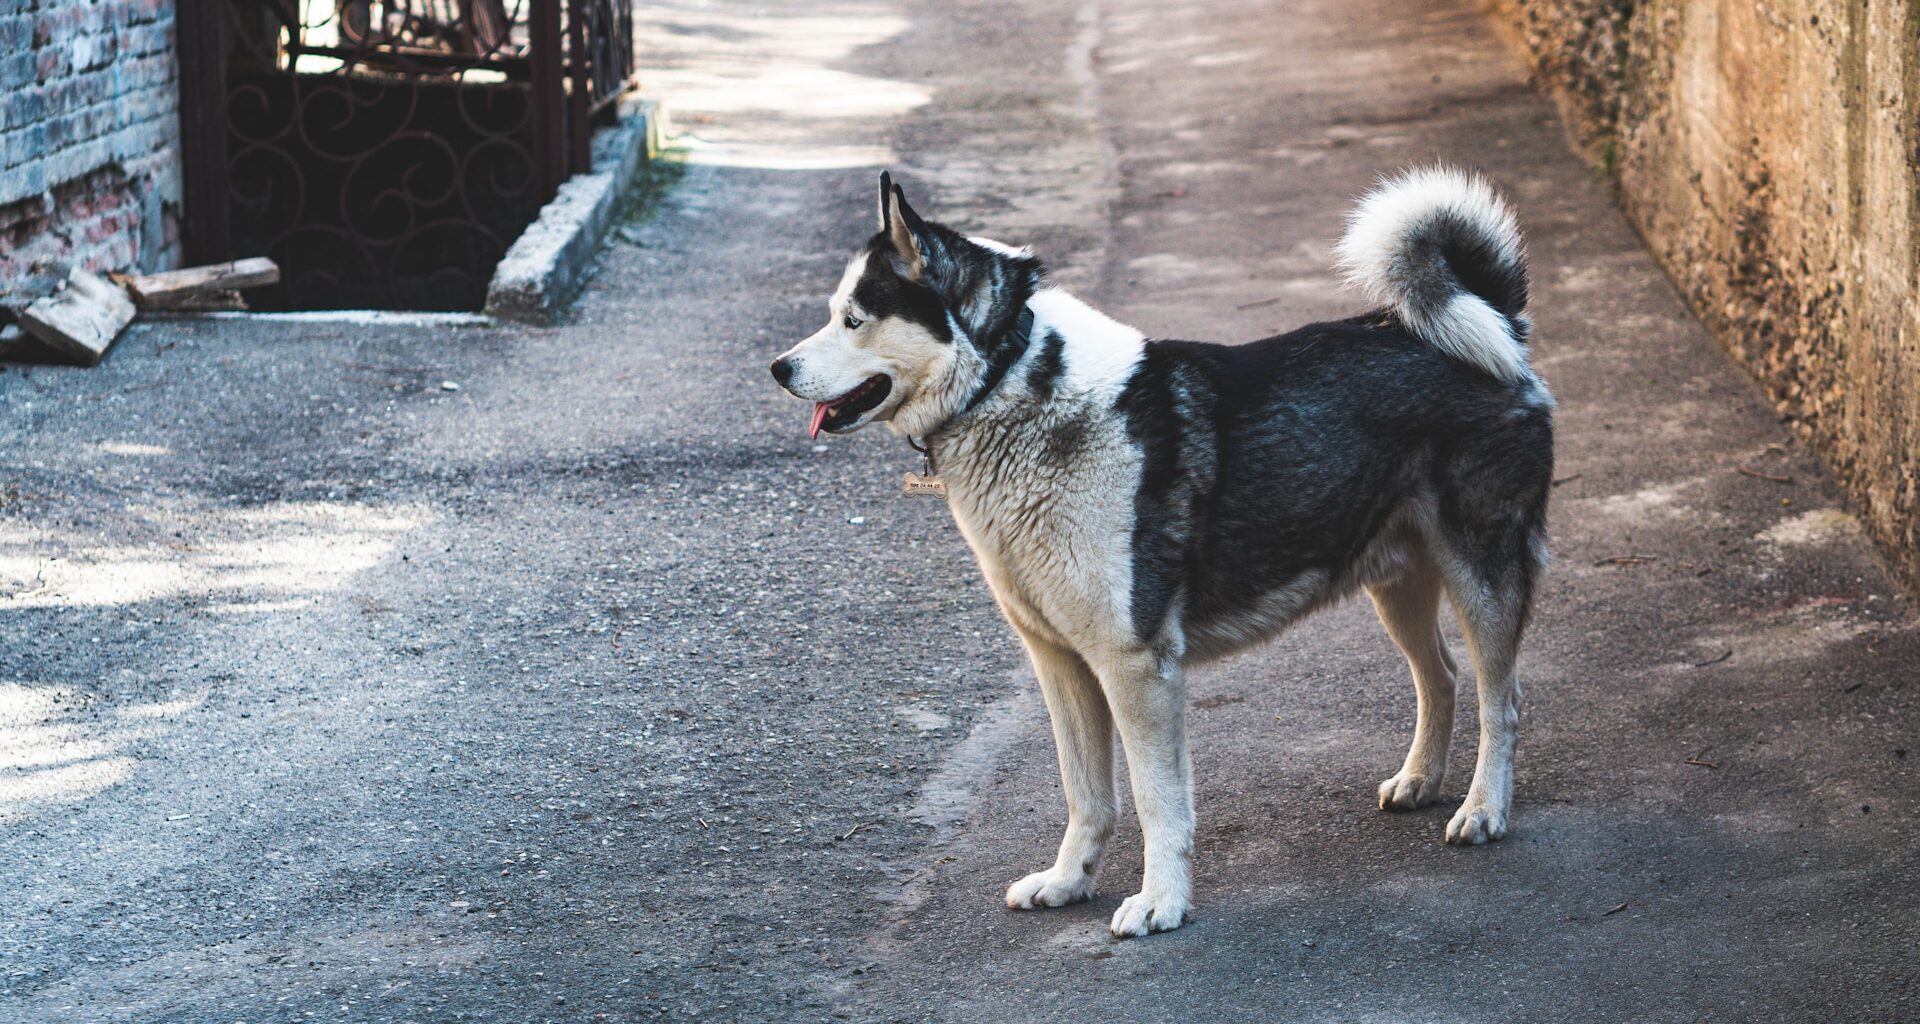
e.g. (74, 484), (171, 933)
(176, 0), (634, 311)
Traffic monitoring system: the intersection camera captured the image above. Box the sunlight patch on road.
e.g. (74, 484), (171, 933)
(91, 442), (174, 457)
(0, 501), (429, 610)
(639, 5), (927, 170)
(675, 135), (900, 172)
(0, 756), (136, 820)
(0, 683), (206, 822)
(1757, 507), (1862, 547)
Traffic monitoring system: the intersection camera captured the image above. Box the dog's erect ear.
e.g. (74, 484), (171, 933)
(878, 172), (927, 280)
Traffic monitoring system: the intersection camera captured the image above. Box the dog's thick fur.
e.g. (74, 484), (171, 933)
(773, 168), (1553, 937)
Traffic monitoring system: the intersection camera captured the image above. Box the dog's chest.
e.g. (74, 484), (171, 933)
(936, 415), (1141, 643)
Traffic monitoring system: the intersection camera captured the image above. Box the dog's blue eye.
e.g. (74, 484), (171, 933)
(844, 314), (864, 330)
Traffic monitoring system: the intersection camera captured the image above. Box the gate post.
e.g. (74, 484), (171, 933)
(567, 0), (593, 175)
(174, 0), (232, 265)
(529, 0), (568, 204)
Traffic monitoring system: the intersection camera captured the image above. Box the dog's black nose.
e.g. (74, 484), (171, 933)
(770, 358), (794, 386)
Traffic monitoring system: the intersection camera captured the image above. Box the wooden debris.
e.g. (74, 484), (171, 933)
(1601, 902), (1629, 916)
(20, 268), (136, 366)
(1684, 746), (1720, 769)
(1691, 649), (1732, 668)
(120, 257), (278, 308)
(140, 288), (249, 313)
(1593, 554), (1658, 567)
(1736, 466), (1793, 484)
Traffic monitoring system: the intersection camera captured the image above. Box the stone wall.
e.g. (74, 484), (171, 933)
(1488, 0), (1920, 589)
(0, 0), (181, 302)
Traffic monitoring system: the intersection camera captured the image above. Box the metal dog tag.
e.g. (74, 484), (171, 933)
(902, 472), (947, 498)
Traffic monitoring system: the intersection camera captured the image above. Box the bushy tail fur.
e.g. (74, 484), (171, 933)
(1335, 166), (1531, 382)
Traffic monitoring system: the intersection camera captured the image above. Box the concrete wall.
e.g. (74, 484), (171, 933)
(1489, 0), (1920, 588)
(0, 0), (181, 302)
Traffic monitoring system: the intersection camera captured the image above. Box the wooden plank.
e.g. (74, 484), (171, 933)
(141, 288), (248, 313)
(121, 257), (278, 305)
(20, 269), (136, 366)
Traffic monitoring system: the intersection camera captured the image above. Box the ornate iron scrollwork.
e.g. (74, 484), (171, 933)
(187, 0), (632, 310)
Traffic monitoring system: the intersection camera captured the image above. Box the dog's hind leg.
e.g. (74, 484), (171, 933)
(1367, 558), (1458, 811)
(1005, 630), (1116, 911)
(1435, 540), (1539, 846)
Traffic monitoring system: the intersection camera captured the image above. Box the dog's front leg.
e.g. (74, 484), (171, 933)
(1005, 630), (1116, 911)
(1095, 648), (1193, 937)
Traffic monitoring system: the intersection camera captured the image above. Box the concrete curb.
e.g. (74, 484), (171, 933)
(484, 95), (665, 324)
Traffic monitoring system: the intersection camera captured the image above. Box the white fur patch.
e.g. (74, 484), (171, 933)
(829, 251), (869, 312)
(967, 234), (1033, 258)
(1027, 287), (1145, 397)
(1334, 166), (1532, 383)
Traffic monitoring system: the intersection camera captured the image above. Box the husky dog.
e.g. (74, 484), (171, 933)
(771, 168), (1552, 937)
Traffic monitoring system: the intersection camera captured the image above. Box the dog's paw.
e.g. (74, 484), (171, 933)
(1444, 801), (1509, 845)
(1108, 890), (1190, 938)
(1005, 867), (1095, 910)
(1377, 770), (1443, 811)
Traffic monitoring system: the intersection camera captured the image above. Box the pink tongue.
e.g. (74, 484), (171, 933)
(808, 402), (832, 440)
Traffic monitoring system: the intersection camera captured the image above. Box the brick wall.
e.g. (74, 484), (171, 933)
(0, 0), (181, 302)
(1487, 0), (1920, 591)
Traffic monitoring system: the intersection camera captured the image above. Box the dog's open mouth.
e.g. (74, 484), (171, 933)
(808, 374), (892, 438)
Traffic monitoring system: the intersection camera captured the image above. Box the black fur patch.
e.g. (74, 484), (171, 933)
(1115, 316), (1552, 647)
(851, 224), (1048, 377)
(867, 182), (1045, 366)
(1025, 328), (1066, 401)
(1406, 209), (1531, 342)
(964, 307), (1035, 415)
(852, 242), (952, 343)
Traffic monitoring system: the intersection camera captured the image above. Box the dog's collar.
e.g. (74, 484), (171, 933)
(960, 305), (1036, 417)
(912, 305), (1036, 470)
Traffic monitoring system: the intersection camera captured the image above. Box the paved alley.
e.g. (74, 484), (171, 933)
(2, 0), (1914, 1022)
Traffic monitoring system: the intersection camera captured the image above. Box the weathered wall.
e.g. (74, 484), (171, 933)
(1490, 0), (1920, 588)
(0, 0), (181, 302)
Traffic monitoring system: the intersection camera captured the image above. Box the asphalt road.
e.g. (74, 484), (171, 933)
(2, 0), (1915, 1021)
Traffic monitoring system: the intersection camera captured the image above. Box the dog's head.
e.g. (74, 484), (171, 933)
(771, 173), (1042, 439)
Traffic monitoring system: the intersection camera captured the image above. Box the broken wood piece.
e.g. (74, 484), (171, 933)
(140, 288), (249, 313)
(121, 257), (278, 307)
(839, 821), (881, 841)
(1593, 554), (1658, 567)
(20, 268), (136, 366)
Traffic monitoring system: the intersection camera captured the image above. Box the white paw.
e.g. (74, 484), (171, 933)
(1005, 867), (1096, 910)
(1444, 801), (1509, 844)
(1108, 889), (1190, 938)
(1377, 770), (1443, 811)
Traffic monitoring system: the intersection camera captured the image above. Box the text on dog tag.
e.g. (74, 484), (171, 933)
(902, 472), (947, 498)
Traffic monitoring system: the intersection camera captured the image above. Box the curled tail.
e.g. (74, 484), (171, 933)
(1334, 166), (1532, 382)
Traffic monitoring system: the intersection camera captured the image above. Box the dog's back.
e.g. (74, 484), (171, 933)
(1116, 168), (1553, 664)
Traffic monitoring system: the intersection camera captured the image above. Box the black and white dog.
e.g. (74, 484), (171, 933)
(771, 168), (1552, 937)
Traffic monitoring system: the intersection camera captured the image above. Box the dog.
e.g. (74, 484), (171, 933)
(770, 167), (1552, 937)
